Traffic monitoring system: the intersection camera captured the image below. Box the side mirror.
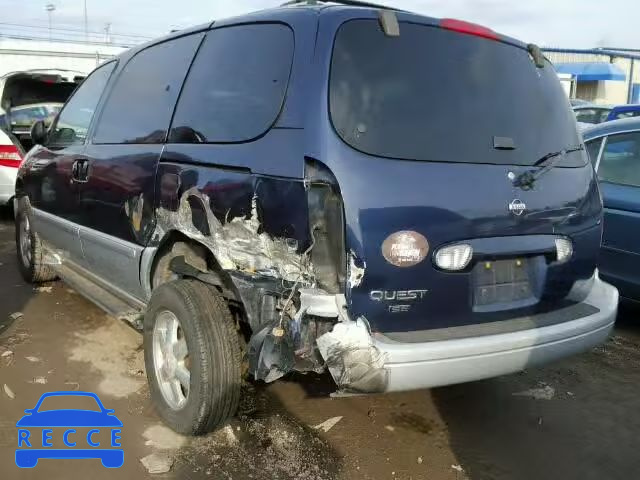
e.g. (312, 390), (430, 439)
(30, 120), (47, 146)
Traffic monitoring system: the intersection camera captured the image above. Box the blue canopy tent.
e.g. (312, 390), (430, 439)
(554, 62), (626, 81)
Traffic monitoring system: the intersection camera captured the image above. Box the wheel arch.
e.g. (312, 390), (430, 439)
(141, 228), (287, 337)
(142, 229), (239, 300)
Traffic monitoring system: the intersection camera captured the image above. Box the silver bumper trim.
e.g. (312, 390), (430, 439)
(374, 277), (617, 392)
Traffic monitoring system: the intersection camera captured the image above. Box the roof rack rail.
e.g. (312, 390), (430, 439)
(281, 0), (406, 12)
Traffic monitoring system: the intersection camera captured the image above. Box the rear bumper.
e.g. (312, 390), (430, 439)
(0, 192), (12, 205)
(0, 186), (13, 205)
(317, 275), (617, 393)
(378, 276), (616, 392)
(0, 166), (17, 205)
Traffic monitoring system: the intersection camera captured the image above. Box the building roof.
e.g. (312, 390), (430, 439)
(554, 62), (626, 81)
(543, 47), (640, 61)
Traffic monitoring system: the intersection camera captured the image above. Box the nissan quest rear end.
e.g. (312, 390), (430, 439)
(303, 5), (617, 393)
(14, 1), (617, 435)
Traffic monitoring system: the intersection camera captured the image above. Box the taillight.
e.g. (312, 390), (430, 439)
(0, 145), (22, 168)
(440, 18), (499, 41)
(305, 159), (346, 294)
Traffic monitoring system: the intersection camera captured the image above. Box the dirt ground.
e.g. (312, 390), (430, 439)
(0, 206), (639, 480)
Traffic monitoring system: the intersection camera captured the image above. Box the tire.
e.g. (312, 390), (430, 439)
(15, 198), (57, 283)
(144, 279), (242, 434)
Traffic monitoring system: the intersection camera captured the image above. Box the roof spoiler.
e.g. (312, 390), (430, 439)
(378, 10), (399, 37)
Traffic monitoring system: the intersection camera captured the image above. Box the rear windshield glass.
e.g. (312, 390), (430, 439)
(330, 20), (584, 166)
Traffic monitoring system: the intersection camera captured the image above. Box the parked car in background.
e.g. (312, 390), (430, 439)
(573, 104), (613, 125)
(607, 104), (640, 121)
(583, 117), (640, 300)
(0, 127), (23, 206)
(15, 1), (617, 435)
(0, 102), (62, 132)
(0, 102), (63, 153)
(570, 98), (591, 107)
(573, 104), (640, 126)
(0, 70), (83, 152)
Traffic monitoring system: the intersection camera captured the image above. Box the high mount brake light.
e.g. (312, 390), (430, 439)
(440, 18), (499, 41)
(0, 145), (23, 168)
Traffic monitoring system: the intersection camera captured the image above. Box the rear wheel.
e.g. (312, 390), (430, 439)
(15, 199), (56, 283)
(144, 280), (242, 434)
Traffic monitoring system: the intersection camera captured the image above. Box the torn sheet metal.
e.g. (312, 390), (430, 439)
(154, 187), (310, 282)
(316, 319), (388, 393)
(294, 289), (345, 319)
(347, 252), (365, 289)
(291, 288), (349, 339)
(251, 288), (348, 382)
(248, 322), (295, 383)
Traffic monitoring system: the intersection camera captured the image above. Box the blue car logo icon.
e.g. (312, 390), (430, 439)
(16, 391), (123, 468)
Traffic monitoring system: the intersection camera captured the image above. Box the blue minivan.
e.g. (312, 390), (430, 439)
(15, 1), (617, 434)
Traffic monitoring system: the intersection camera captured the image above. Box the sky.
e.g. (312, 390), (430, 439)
(2, 0), (639, 48)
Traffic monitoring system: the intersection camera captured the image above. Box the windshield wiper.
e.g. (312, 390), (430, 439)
(513, 145), (584, 189)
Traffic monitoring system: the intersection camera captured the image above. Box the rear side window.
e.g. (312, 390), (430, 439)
(169, 24), (294, 143)
(49, 62), (115, 147)
(330, 20), (583, 166)
(598, 132), (640, 187)
(93, 34), (202, 144)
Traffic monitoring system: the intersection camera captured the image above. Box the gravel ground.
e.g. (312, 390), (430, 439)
(0, 206), (638, 480)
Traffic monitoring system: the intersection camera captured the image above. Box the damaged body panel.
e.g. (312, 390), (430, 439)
(150, 150), (323, 382)
(151, 154), (315, 281)
(153, 184), (311, 282)
(148, 152), (369, 387)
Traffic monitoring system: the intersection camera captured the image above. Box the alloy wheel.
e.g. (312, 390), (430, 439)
(152, 310), (191, 410)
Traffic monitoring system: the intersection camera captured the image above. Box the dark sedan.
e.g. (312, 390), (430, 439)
(583, 117), (640, 300)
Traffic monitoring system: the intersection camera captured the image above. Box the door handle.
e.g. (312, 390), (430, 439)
(71, 160), (79, 180)
(71, 158), (90, 183)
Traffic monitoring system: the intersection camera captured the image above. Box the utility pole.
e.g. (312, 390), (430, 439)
(84, 0), (88, 43)
(45, 3), (56, 42)
(104, 22), (111, 44)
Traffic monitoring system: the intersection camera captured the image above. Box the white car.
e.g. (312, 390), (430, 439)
(0, 128), (22, 206)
